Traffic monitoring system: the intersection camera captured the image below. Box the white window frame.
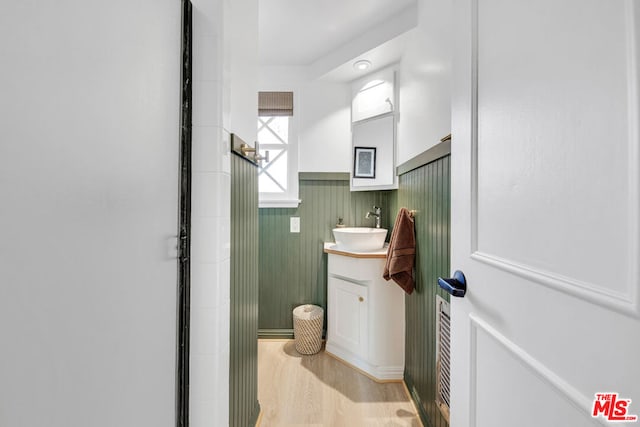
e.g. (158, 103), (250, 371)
(257, 113), (299, 208)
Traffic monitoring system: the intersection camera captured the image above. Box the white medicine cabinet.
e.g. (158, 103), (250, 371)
(351, 67), (395, 123)
(351, 115), (396, 190)
(350, 66), (398, 191)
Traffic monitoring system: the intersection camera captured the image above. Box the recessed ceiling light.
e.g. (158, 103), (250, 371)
(353, 60), (371, 71)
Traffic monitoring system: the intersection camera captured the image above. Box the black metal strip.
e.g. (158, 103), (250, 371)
(177, 1), (192, 426)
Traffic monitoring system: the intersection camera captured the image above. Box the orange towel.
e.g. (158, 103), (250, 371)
(383, 208), (416, 294)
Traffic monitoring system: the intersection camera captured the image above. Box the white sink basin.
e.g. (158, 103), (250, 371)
(332, 227), (388, 252)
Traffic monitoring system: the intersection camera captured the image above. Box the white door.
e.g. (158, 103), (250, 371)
(0, 2), (181, 426)
(450, 1), (640, 426)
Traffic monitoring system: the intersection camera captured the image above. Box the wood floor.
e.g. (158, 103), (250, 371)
(257, 340), (422, 427)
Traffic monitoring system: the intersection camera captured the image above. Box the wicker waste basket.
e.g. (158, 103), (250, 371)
(292, 304), (324, 355)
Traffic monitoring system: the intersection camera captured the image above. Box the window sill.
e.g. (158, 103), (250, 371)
(259, 199), (302, 209)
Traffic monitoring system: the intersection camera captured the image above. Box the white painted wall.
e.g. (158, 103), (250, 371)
(0, 2), (181, 426)
(396, 0), (452, 164)
(225, 0), (259, 144)
(256, 0), (451, 175)
(299, 82), (351, 172)
(259, 67), (352, 173)
(258, 0), (453, 176)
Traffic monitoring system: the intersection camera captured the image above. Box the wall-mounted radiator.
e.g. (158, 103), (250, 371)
(435, 295), (451, 422)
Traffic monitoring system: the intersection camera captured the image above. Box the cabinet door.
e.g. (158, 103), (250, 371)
(351, 67), (395, 123)
(328, 277), (369, 359)
(351, 114), (397, 191)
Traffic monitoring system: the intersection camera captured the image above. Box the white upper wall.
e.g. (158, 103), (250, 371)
(225, 0), (259, 143)
(299, 83), (351, 172)
(259, 67), (352, 172)
(396, 0), (452, 164)
(257, 0), (452, 173)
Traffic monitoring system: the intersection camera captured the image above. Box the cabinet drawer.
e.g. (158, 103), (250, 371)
(328, 253), (383, 281)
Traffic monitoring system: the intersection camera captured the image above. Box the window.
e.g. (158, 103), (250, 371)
(257, 92), (299, 208)
(257, 116), (290, 193)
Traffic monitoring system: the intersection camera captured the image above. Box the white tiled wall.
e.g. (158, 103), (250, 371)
(190, 0), (231, 425)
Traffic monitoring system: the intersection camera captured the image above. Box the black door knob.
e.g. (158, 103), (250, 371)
(438, 270), (467, 297)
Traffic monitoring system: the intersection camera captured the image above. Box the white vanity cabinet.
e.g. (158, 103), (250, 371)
(324, 244), (405, 381)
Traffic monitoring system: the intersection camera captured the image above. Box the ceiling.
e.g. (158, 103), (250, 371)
(259, 0), (417, 78)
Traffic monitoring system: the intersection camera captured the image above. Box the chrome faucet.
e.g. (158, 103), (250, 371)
(365, 206), (382, 228)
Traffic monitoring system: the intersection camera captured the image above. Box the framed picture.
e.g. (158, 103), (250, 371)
(353, 147), (376, 178)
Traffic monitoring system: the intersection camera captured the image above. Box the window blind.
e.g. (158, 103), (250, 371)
(258, 91), (293, 116)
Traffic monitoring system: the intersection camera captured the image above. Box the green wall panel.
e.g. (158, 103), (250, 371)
(230, 153), (260, 427)
(257, 156), (450, 427)
(258, 178), (392, 334)
(392, 155), (451, 427)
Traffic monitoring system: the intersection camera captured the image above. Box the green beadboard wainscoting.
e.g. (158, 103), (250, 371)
(230, 152), (260, 427)
(391, 149), (451, 427)
(258, 174), (393, 336)
(257, 145), (450, 427)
